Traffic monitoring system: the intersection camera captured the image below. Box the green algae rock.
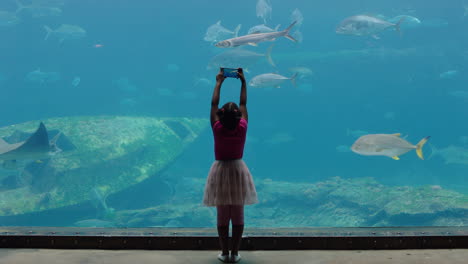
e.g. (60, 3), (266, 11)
(0, 116), (208, 216)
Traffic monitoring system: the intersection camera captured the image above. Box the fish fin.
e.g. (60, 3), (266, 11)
(285, 35), (297, 42)
(251, 31), (262, 34)
(234, 24), (241, 37)
(392, 156), (400, 160)
(248, 42), (258, 46)
(216, 21), (221, 25)
(16, 122), (50, 154)
(290, 72), (298, 87)
(283, 21), (298, 42)
(14, 0), (25, 14)
(265, 44), (275, 67)
(0, 138), (9, 147)
(284, 21), (297, 32)
(274, 24), (281, 31)
(372, 35), (380, 40)
(44, 25), (53, 41)
(416, 136), (430, 160)
(394, 16), (406, 36)
(244, 68), (250, 73)
(391, 133), (401, 137)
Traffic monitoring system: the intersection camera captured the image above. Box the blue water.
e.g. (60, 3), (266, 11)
(0, 0), (467, 227)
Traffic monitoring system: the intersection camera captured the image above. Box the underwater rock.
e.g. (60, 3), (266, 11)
(111, 176), (468, 227)
(0, 116), (207, 216)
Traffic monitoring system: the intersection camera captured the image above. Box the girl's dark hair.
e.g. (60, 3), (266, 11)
(217, 102), (242, 130)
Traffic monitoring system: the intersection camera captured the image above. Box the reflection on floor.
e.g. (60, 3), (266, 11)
(0, 249), (467, 264)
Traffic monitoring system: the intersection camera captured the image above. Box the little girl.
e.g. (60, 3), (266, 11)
(203, 68), (258, 263)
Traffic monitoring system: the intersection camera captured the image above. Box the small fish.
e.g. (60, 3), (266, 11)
(264, 132), (294, 145)
(383, 111), (396, 120)
(290, 8), (304, 27)
(346, 128), (369, 138)
(430, 145), (468, 165)
(336, 15), (405, 38)
(166, 64), (180, 72)
(113, 77), (137, 92)
(247, 24), (280, 34)
(193, 77), (213, 88)
(0, 11), (20, 27)
(351, 133), (430, 160)
(464, 1), (468, 17)
(44, 24), (86, 42)
(388, 15), (421, 29)
(204, 21), (241, 43)
(71, 76), (81, 87)
(208, 45), (275, 69)
(26, 69), (60, 84)
(439, 70), (458, 79)
(448, 90), (468, 99)
(215, 21), (297, 48)
(256, 0), (272, 24)
(288, 66), (313, 78)
(249, 73), (297, 88)
(15, 0), (62, 18)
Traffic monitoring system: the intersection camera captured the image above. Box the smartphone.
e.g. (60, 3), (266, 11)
(221, 68), (239, 78)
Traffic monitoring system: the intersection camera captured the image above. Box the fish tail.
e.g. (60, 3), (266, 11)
(14, 0), (25, 14)
(284, 21), (298, 42)
(44, 25), (53, 40)
(415, 136), (430, 160)
(290, 72), (298, 87)
(234, 24), (242, 37)
(266, 44), (276, 67)
(394, 17), (406, 36)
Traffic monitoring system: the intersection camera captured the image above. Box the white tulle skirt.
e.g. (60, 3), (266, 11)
(203, 159), (258, 207)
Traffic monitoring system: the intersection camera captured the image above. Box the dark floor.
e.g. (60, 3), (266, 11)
(0, 249), (467, 264)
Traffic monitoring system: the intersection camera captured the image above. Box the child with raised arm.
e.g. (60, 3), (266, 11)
(203, 68), (258, 263)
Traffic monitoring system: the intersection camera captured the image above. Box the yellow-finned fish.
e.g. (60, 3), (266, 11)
(351, 133), (430, 160)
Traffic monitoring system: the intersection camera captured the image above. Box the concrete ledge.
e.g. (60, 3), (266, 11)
(0, 226), (466, 250)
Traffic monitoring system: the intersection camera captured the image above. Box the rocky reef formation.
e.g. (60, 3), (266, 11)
(0, 116), (208, 216)
(110, 176), (468, 228)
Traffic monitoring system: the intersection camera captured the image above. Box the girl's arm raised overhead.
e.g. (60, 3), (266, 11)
(211, 69), (225, 127)
(238, 68), (248, 122)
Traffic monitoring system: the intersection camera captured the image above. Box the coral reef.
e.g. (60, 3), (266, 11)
(111, 176), (468, 227)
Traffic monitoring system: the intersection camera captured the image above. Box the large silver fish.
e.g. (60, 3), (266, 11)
(256, 0), (272, 24)
(0, 11), (20, 27)
(15, 0), (62, 17)
(208, 45), (275, 69)
(249, 73), (297, 88)
(247, 24), (280, 34)
(204, 21), (241, 43)
(44, 24), (86, 42)
(351, 133), (430, 160)
(215, 21), (297, 48)
(336, 15), (405, 37)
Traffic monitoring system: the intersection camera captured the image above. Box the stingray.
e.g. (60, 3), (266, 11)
(0, 122), (61, 169)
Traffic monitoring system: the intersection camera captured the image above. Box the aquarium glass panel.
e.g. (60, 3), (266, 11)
(1, 0), (467, 228)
